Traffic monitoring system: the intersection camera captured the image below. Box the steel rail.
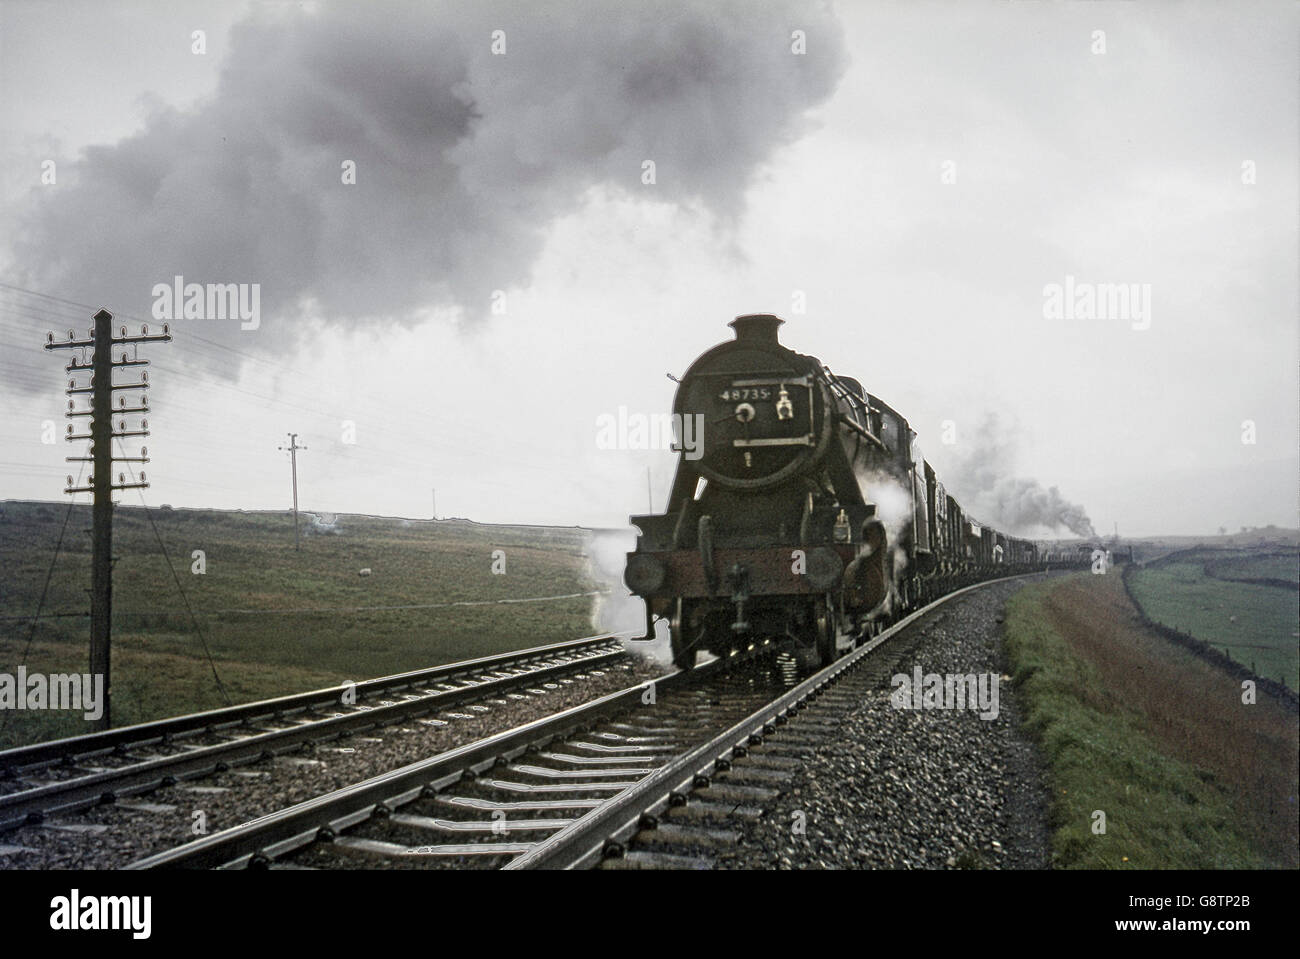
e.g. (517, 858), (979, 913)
(127, 658), (728, 869)
(0, 633), (624, 774)
(0, 636), (628, 831)
(505, 573), (1038, 869)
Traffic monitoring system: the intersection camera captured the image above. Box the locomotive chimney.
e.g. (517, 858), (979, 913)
(729, 313), (784, 345)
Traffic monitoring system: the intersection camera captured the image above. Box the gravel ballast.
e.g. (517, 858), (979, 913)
(710, 576), (1054, 869)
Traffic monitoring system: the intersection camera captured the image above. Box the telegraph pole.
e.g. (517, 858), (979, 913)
(279, 433), (307, 550)
(45, 308), (169, 731)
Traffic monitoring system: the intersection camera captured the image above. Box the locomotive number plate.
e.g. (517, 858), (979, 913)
(719, 387), (772, 402)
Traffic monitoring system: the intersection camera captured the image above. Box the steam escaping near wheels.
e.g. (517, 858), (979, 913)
(588, 527), (671, 664)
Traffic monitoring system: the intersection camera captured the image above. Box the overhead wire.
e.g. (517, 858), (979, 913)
(0, 458), (85, 732)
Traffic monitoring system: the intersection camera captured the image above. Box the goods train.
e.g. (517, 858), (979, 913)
(624, 314), (1083, 670)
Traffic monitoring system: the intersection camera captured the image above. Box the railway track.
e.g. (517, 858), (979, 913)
(0, 635), (629, 833)
(126, 576), (1024, 870)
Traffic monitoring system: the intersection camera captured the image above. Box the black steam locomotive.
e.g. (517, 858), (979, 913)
(624, 314), (1055, 670)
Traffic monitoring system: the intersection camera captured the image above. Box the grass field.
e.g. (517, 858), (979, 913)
(0, 501), (602, 748)
(1126, 551), (1299, 689)
(1004, 572), (1298, 869)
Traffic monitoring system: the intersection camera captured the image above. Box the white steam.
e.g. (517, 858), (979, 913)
(586, 527), (670, 663)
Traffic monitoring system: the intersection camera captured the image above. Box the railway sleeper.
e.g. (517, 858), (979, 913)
(693, 782), (781, 804)
(563, 741), (673, 755)
(665, 800), (765, 823)
(330, 836), (534, 861)
(388, 812), (575, 834)
(482, 779), (638, 794)
(506, 763), (659, 780)
(434, 795), (602, 813)
(599, 849), (715, 870)
(536, 751), (676, 766)
(631, 822), (741, 851)
(713, 765), (795, 787)
(728, 753), (802, 771)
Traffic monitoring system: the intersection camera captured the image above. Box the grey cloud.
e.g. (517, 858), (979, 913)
(7, 0), (846, 375)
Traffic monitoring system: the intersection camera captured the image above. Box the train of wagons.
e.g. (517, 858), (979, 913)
(624, 314), (1089, 670)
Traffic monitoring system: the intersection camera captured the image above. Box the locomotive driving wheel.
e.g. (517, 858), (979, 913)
(669, 598), (699, 670)
(814, 594), (841, 667)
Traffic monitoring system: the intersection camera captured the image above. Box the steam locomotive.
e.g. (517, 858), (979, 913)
(624, 314), (1060, 670)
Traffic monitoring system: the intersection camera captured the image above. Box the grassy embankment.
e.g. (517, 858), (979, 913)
(0, 502), (598, 747)
(1003, 570), (1298, 869)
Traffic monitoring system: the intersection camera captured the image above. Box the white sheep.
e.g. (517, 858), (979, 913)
(358, 568), (372, 577)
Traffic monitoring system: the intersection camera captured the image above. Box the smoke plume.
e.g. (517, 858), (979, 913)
(944, 414), (1096, 538)
(5, 0), (847, 381)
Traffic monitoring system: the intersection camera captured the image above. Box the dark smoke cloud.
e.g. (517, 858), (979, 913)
(946, 413), (1097, 538)
(7, 0), (846, 371)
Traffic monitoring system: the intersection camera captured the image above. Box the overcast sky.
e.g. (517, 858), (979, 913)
(1, 0), (1296, 537)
